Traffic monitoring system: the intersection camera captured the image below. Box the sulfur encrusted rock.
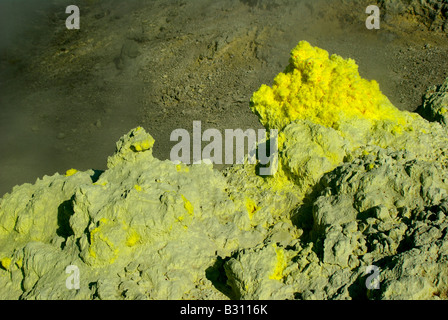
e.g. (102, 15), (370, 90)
(1, 42), (448, 300)
(0, 126), (300, 300)
(418, 77), (448, 126)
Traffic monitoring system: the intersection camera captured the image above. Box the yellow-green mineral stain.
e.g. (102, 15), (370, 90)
(88, 218), (119, 263)
(125, 229), (141, 247)
(0, 257), (12, 271)
(65, 168), (78, 177)
(182, 195), (194, 216)
(269, 244), (287, 281)
(245, 198), (259, 220)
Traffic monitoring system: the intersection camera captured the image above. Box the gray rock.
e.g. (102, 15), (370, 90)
(418, 77), (448, 126)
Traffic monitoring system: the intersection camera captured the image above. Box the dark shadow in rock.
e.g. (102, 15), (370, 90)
(347, 268), (371, 300)
(205, 256), (235, 299)
(357, 207), (376, 221)
(290, 174), (328, 244)
(57, 198), (75, 245)
(90, 169), (104, 184)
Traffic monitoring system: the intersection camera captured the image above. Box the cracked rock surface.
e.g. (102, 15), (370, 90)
(1, 42), (448, 300)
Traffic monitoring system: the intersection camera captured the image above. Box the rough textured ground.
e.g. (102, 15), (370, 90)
(0, 39), (447, 300)
(0, 0), (448, 301)
(0, 0), (447, 197)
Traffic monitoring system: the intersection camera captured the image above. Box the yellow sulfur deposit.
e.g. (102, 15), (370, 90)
(181, 195), (194, 216)
(65, 169), (79, 177)
(0, 257), (11, 271)
(251, 41), (406, 132)
(0, 42), (448, 300)
(269, 244), (286, 281)
(125, 229), (141, 247)
(245, 198), (259, 220)
(251, 41), (448, 194)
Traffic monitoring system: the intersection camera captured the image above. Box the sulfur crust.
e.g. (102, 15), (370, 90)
(0, 257), (11, 271)
(65, 169), (79, 177)
(252, 41), (448, 195)
(251, 41), (406, 132)
(0, 41), (447, 300)
(269, 244), (286, 281)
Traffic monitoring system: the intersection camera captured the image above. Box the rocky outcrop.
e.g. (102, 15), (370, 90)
(0, 42), (447, 300)
(380, 0), (448, 32)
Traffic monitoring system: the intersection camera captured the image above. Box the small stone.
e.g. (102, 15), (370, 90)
(121, 40), (140, 59)
(125, 261), (139, 273)
(374, 205), (390, 221)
